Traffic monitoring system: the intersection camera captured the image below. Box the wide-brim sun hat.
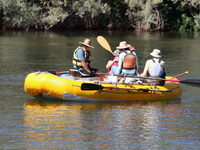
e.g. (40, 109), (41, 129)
(79, 39), (94, 48)
(150, 49), (162, 58)
(116, 41), (130, 49)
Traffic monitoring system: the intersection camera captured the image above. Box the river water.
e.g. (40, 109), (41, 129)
(0, 30), (200, 149)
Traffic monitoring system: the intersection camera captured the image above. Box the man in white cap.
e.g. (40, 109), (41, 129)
(72, 39), (98, 76)
(116, 41), (138, 76)
(141, 49), (166, 85)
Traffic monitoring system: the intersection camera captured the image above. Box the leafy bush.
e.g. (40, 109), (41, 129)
(125, 0), (164, 31)
(1, 0), (41, 30)
(72, 0), (110, 29)
(0, 0), (199, 31)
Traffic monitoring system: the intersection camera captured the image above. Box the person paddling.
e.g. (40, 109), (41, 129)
(106, 50), (120, 74)
(141, 49), (166, 85)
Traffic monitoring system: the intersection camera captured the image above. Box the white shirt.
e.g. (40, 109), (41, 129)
(142, 58), (165, 77)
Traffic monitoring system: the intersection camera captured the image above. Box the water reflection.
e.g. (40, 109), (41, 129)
(23, 99), (182, 149)
(23, 100), (82, 146)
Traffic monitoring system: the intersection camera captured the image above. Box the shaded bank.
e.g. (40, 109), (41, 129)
(0, 0), (200, 31)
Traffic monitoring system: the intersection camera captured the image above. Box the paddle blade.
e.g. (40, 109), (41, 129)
(48, 71), (56, 74)
(181, 79), (200, 87)
(81, 83), (103, 90)
(97, 36), (114, 55)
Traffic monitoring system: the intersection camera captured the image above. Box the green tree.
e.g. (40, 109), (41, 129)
(0, 0), (3, 28)
(159, 0), (180, 31)
(71, 0), (110, 29)
(125, 0), (164, 31)
(172, 0), (200, 31)
(1, 0), (41, 30)
(0, 0), (200, 31)
(39, 0), (69, 30)
(102, 0), (128, 29)
(1, 0), (69, 30)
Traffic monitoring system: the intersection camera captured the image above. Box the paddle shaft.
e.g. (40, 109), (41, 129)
(48, 71), (200, 87)
(170, 71), (188, 79)
(96, 73), (200, 87)
(48, 71), (69, 75)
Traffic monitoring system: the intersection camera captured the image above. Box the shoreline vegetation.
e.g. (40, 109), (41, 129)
(0, 0), (199, 32)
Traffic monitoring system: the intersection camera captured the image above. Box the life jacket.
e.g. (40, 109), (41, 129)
(122, 51), (136, 69)
(148, 59), (164, 77)
(72, 47), (91, 67)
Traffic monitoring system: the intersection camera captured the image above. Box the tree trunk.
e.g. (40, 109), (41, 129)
(0, 10), (3, 29)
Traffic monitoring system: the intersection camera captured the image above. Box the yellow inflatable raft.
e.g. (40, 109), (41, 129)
(24, 72), (182, 101)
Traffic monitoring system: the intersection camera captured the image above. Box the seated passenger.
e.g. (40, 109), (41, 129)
(72, 39), (99, 77)
(141, 49), (166, 85)
(104, 50), (121, 82)
(106, 50), (120, 74)
(116, 41), (138, 76)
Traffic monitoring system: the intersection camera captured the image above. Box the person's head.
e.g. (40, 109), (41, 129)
(79, 39), (94, 50)
(113, 50), (120, 57)
(116, 41), (130, 51)
(150, 49), (162, 58)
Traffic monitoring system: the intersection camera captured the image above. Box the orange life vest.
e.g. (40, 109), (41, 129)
(122, 53), (136, 69)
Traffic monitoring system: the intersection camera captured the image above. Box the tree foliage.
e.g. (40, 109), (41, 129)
(0, 0), (199, 31)
(39, 0), (69, 30)
(125, 0), (164, 31)
(72, 0), (110, 29)
(1, 0), (40, 29)
(102, 0), (128, 29)
(172, 0), (200, 31)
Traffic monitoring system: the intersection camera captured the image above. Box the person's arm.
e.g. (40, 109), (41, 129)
(106, 57), (118, 69)
(117, 53), (124, 74)
(76, 49), (91, 73)
(133, 51), (138, 71)
(141, 60), (151, 77)
(106, 60), (113, 69)
(160, 60), (165, 68)
(81, 61), (91, 73)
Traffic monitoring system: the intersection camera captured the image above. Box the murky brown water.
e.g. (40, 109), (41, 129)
(0, 30), (200, 149)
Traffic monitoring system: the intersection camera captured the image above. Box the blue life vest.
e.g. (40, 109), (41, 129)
(148, 59), (164, 77)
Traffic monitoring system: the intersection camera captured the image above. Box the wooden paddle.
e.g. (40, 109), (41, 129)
(97, 36), (115, 56)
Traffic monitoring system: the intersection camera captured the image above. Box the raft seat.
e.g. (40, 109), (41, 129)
(68, 69), (100, 81)
(69, 69), (81, 77)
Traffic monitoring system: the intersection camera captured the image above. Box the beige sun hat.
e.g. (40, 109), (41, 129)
(150, 49), (162, 58)
(79, 39), (94, 48)
(116, 41), (130, 49)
